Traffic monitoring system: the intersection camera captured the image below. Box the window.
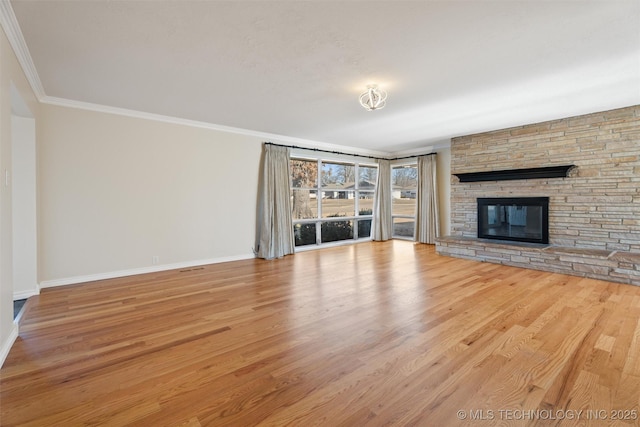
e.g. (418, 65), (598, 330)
(392, 164), (417, 239)
(291, 157), (377, 247)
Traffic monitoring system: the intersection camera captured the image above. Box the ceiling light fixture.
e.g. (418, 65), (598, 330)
(359, 85), (387, 111)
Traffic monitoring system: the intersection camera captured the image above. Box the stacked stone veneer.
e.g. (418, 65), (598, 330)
(436, 105), (640, 285)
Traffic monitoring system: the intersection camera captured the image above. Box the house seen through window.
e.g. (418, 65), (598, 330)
(290, 157), (377, 247)
(392, 163), (418, 238)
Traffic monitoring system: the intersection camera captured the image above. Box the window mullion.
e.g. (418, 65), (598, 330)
(316, 159), (322, 244)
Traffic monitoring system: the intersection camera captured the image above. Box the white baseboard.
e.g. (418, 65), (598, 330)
(0, 322), (19, 368)
(13, 286), (39, 300)
(39, 253), (255, 289)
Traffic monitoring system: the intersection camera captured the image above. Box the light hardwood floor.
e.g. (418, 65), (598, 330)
(2, 241), (640, 426)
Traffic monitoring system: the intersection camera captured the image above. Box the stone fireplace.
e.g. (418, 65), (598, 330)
(436, 105), (640, 286)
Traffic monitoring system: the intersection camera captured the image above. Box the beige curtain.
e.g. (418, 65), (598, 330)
(415, 154), (440, 244)
(372, 159), (393, 241)
(255, 144), (295, 259)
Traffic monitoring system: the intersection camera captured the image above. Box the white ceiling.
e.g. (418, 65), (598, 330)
(8, 0), (640, 154)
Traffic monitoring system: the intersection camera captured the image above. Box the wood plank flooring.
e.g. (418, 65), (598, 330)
(2, 241), (640, 426)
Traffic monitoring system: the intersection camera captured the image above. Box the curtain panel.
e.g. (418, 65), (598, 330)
(372, 159), (393, 241)
(255, 144), (295, 259)
(415, 154), (440, 244)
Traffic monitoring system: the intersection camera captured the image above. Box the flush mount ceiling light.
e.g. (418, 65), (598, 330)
(359, 85), (387, 111)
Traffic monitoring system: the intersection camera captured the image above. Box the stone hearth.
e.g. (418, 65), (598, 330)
(437, 236), (640, 286)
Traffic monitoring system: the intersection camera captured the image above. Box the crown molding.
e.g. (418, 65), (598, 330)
(41, 95), (391, 158)
(0, 0), (45, 99)
(390, 139), (452, 158)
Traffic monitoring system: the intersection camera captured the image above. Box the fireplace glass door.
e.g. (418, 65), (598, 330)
(477, 197), (549, 244)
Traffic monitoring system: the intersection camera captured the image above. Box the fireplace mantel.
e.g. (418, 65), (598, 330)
(453, 165), (575, 182)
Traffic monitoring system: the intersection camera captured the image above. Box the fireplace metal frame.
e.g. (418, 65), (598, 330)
(477, 197), (549, 244)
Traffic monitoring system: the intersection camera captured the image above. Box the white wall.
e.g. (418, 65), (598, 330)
(0, 27), (40, 366)
(12, 115), (37, 299)
(37, 106), (454, 286)
(435, 146), (451, 236)
(39, 104), (265, 284)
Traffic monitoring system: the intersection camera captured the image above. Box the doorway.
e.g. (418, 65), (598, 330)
(10, 83), (37, 307)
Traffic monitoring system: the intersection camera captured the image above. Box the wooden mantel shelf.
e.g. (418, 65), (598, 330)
(453, 165), (576, 182)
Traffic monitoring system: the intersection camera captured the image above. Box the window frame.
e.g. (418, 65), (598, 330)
(391, 161), (418, 240)
(290, 154), (377, 249)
